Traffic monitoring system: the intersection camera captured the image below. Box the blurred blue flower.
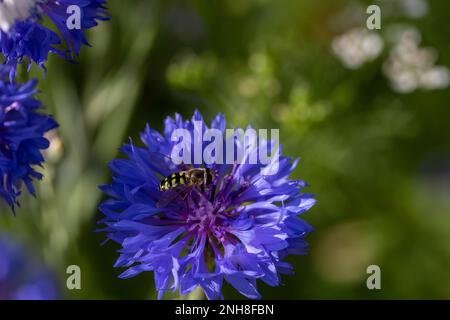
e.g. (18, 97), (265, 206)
(0, 0), (109, 79)
(0, 66), (58, 210)
(0, 235), (59, 300)
(99, 111), (315, 299)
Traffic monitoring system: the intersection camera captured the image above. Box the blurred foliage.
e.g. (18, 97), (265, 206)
(1, 0), (450, 299)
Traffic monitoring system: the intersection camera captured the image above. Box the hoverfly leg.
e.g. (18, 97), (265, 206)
(181, 185), (194, 201)
(181, 185), (194, 216)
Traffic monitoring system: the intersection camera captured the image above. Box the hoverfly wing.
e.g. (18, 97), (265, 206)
(156, 188), (183, 208)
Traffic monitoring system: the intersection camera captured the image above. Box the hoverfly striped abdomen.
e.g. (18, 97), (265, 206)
(158, 168), (215, 192)
(158, 171), (188, 191)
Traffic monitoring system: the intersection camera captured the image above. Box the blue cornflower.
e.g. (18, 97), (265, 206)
(0, 234), (59, 300)
(0, 0), (109, 79)
(0, 66), (58, 210)
(99, 111), (316, 299)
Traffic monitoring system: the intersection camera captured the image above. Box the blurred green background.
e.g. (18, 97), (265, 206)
(1, 0), (450, 299)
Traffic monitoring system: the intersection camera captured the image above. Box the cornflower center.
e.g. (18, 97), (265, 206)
(180, 166), (250, 248)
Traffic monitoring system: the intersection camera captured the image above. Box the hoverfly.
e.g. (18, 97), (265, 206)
(157, 167), (215, 209)
(150, 152), (216, 208)
(158, 167), (215, 192)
